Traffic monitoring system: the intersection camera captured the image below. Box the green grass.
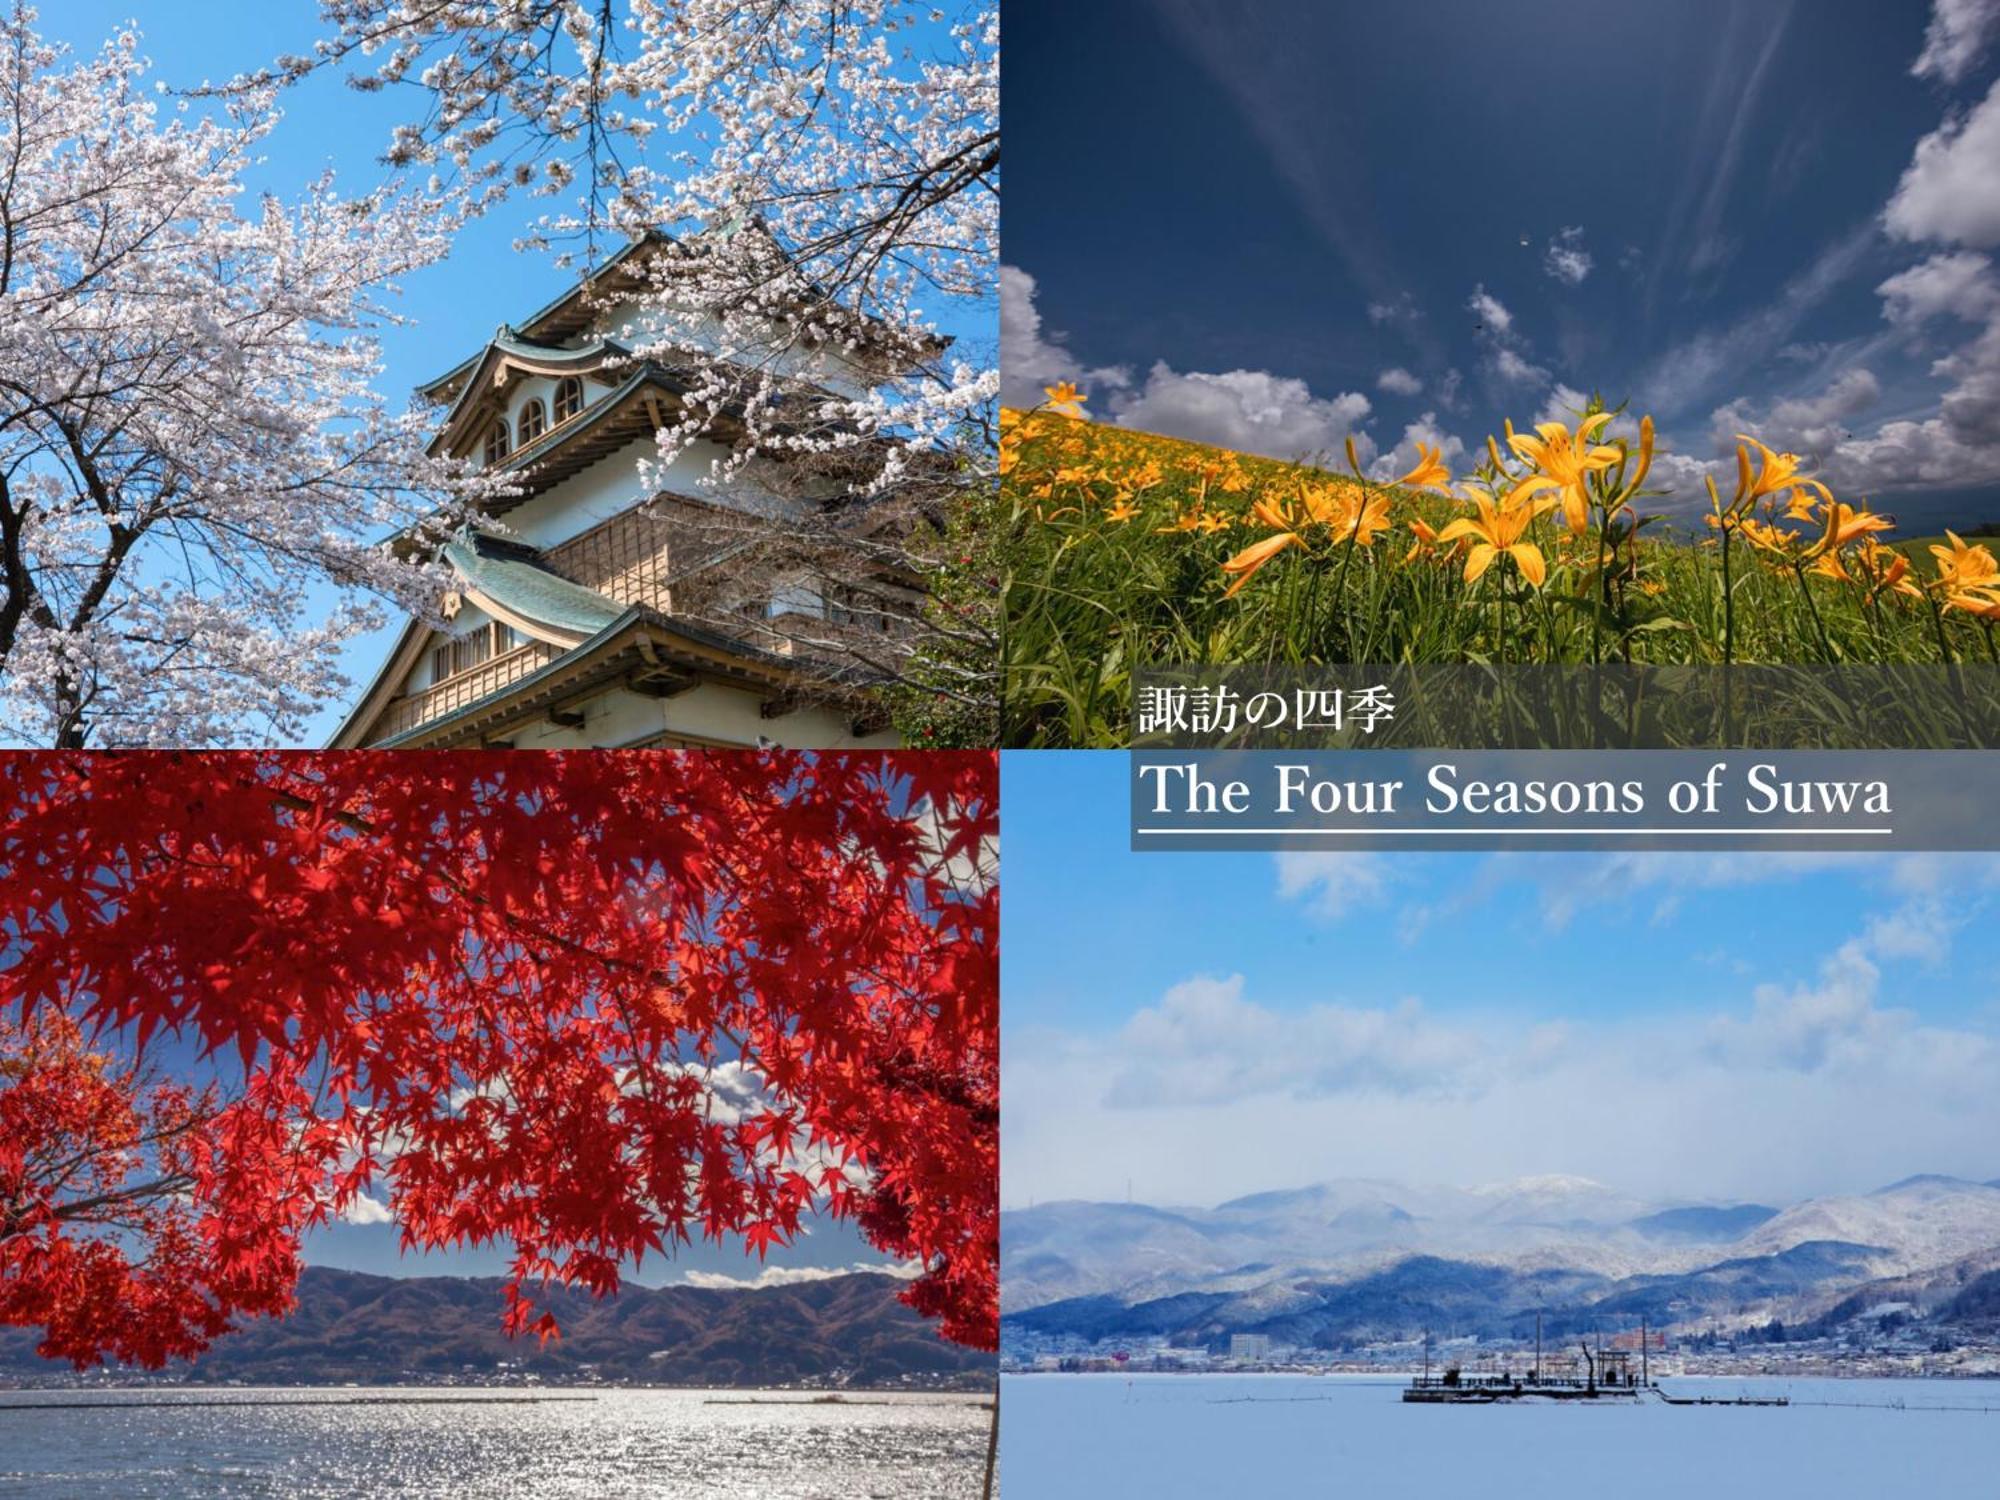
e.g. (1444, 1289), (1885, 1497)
(1000, 411), (2000, 748)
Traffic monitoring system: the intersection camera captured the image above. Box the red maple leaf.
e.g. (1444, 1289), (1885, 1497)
(0, 751), (998, 1366)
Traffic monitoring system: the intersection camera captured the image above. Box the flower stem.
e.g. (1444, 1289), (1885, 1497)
(1928, 595), (1958, 667)
(1792, 560), (1835, 663)
(1330, 495), (1368, 661)
(1720, 525), (1735, 744)
(1720, 527), (1735, 667)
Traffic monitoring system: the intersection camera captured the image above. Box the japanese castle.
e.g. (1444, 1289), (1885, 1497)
(332, 234), (921, 749)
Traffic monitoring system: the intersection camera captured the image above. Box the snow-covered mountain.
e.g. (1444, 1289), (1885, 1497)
(1002, 1172), (2000, 1328)
(1737, 1176), (2000, 1274)
(1006, 1175), (1754, 1310)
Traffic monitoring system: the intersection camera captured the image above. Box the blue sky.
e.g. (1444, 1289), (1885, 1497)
(1002, 751), (2000, 1208)
(305, 1204), (895, 1290)
(1002, 0), (2000, 531)
(38, 4), (993, 745)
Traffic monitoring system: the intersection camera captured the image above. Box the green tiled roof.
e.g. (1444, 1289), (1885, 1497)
(442, 534), (625, 637)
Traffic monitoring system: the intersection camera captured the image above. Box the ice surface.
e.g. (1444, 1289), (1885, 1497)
(1000, 1372), (2000, 1499)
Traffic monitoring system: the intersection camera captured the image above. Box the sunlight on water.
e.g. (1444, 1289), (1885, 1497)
(0, 1388), (990, 1499)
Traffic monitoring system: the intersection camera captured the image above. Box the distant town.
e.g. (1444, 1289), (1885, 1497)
(1003, 1327), (2000, 1382)
(0, 1363), (991, 1394)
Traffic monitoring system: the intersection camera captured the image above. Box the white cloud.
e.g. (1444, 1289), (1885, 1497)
(1467, 284), (1514, 334)
(1491, 346), (1549, 386)
(1543, 226), (1594, 286)
(1879, 250), (2000, 325)
(1005, 262), (1392, 465)
(1726, 367), (1885, 460)
(1274, 853), (1394, 919)
(681, 1260), (923, 1291)
(340, 1195), (395, 1226)
(1517, 852), (1899, 929)
(1865, 899), (1957, 966)
(1771, 367), (1883, 426)
(1703, 907), (1978, 1075)
(1657, 250), (2000, 502)
(1728, 80), (2000, 497)
(1722, 250), (2000, 495)
(1103, 975), (1493, 1108)
(1643, 448), (1733, 511)
(1810, 405), (2000, 492)
(1377, 366), (1423, 396)
(999, 264), (1132, 411)
(1913, 0), (2000, 84)
(1003, 872), (2000, 1209)
(1704, 942), (1890, 1072)
(1536, 383), (1592, 428)
(1368, 293), (1419, 325)
(1367, 411), (1470, 483)
(1110, 362), (1374, 463)
(659, 1058), (768, 1127)
(1465, 284), (1553, 387)
(1886, 76), (2000, 248)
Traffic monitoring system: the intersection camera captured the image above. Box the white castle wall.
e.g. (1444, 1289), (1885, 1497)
(498, 436), (809, 550)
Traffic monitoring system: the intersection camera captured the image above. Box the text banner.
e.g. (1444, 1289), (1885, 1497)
(1130, 750), (1998, 850)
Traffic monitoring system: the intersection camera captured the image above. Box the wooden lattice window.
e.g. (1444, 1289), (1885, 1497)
(554, 376), (584, 423)
(429, 621), (520, 683)
(518, 398), (547, 444)
(483, 418), (511, 465)
(829, 582), (898, 632)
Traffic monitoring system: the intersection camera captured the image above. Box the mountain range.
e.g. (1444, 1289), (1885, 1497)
(0, 1268), (993, 1388)
(1002, 1173), (2000, 1352)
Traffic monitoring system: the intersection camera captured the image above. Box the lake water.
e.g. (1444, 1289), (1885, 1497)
(1000, 1372), (2000, 1498)
(0, 1387), (991, 1498)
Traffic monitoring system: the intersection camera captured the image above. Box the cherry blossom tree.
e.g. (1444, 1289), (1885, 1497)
(0, 8), (492, 747)
(0, 750), (997, 1366)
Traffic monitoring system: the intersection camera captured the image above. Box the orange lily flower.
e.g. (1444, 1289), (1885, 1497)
(1435, 488), (1557, 586)
(1043, 382), (1087, 419)
(1819, 502), (1894, 550)
(1737, 435), (1831, 505)
(1851, 539), (1921, 603)
(1397, 443), (1452, 492)
(1219, 483), (1389, 597)
(1931, 531), (2000, 593)
(1946, 587), (2000, 619)
(1506, 412), (1622, 535)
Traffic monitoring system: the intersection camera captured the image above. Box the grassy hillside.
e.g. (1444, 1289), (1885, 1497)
(1000, 407), (2000, 747)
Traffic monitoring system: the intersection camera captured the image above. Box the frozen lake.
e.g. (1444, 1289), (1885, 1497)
(1000, 1372), (2000, 1498)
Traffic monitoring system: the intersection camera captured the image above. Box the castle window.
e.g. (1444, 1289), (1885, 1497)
(483, 417), (511, 465)
(554, 376), (584, 423)
(428, 621), (520, 683)
(518, 398), (547, 444)
(830, 583), (900, 633)
(768, 582), (827, 620)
